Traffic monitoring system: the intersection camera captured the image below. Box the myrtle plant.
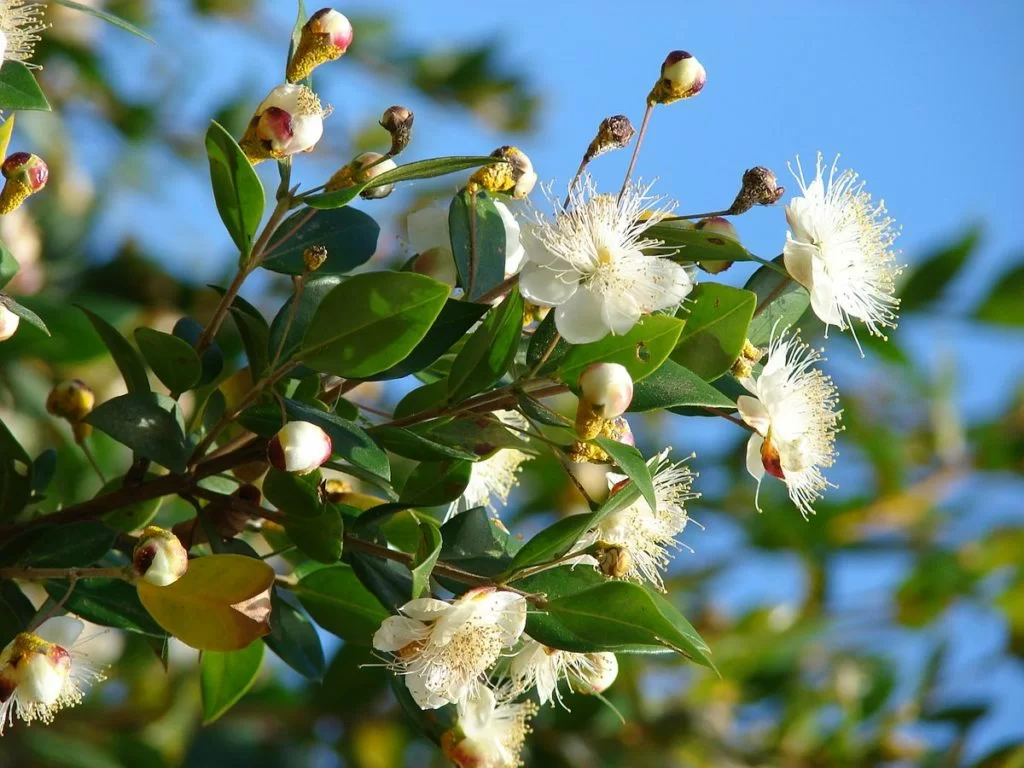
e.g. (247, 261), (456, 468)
(0, 5), (908, 766)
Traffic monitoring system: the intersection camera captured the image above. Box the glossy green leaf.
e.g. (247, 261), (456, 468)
(595, 438), (656, 512)
(304, 156), (496, 209)
(85, 393), (189, 473)
(393, 379), (449, 420)
(410, 522), (442, 600)
(447, 289), (523, 402)
(672, 284), (756, 381)
(263, 469), (323, 519)
(134, 327), (202, 394)
(629, 359), (737, 412)
(52, 0), (155, 42)
(294, 564), (390, 645)
(900, 226), (979, 312)
(77, 306), (150, 394)
(268, 274), (342, 366)
(263, 588), (326, 681)
(349, 553), (415, 612)
(172, 317), (224, 386)
(0, 62), (51, 111)
(284, 505), (344, 563)
(7, 521), (114, 567)
(744, 257), (810, 346)
(974, 260), (1024, 327)
(557, 315), (685, 384)
(400, 459), (473, 506)
(298, 272), (450, 378)
(372, 426), (479, 463)
(0, 243), (18, 290)
(438, 506), (517, 579)
(449, 188), (507, 300)
(263, 207), (381, 275)
(205, 121), (265, 257)
(201, 640), (265, 724)
(646, 219), (754, 263)
(44, 578), (166, 637)
(526, 311), (569, 374)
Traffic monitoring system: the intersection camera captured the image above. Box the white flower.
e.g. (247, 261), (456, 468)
(509, 637), (618, 707)
(519, 174), (693, 344)
(0, 304), (19, 341)
(0, 617), (104, 734)
(0, 1), (47, 70)
(783, 154), (902, 348)
(447, 411), (533, 521)
(267, 420), (333, 475)
(735, 328), (841, 518)
(443, 682), (536, 768)
(132, 526), (189, 587)
(577, 451), (697, 591)
(373, 588), (527, 710)
(407, 198), (527, 284)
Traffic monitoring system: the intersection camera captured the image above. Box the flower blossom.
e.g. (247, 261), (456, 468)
(0, 0), (47, 71)
(442, 682), (536, 768)
(509, 637), (618, 707)
(447, 411), (533, 520)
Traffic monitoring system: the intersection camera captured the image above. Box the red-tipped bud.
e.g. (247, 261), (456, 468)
(0, 152), (48, 213)
(267, 421), (332, 475)
(649, 50), (707, 105)
(579, 363), (633, 419)
(286, 8), (354, 82)
(239, 84), (326, 164)
(574, 652), (619, 695)
(132, 526), (189, 587)
(0, 304), (20, 341)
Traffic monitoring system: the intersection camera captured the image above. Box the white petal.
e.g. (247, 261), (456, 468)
(600, 289), (642, 336)
(459, 682), (497, 733)
(34, 617), (85, 648)
(519, 263), (579, 307)
(495, 201), (526, 275)
(736, 395), (771, 436)
(400, 598), (454, 622)
(554, 285), (611, 344)
(486, 593), (527, 644)
(784, 196), (815, 243)
(406, 672), (450, 710)
(745, 433), (766, 481)
(408, 206), (451, 255)
(520, 223), (564, 268)
(783, 238), (818, 290)
(809, 269), (844, 326)
(288, 114), (324, 154)
(372, 616), (426, 652)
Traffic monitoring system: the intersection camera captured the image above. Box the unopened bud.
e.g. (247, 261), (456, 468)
(132, 526), (189, 587)
(573, 652), (619, 695)
(287, 8), (354, 82)
(303, 244), (328, 272)
(0, 152), (48, 214)
(0, 304), (20, 341)
(649, 50), (706, 106)
(325, 151), (398, 199)
(239, 84), (326, 164)
(584, 115), (635, 162)
(595, 543), (632, 579)
(468, 146), (537, 199)
(729, 166), (784, 214)
(379, 105), (414, 156)
(267, 420), (333, 475)
(579, 363), (633, 419)
(695, 216), (740, 274)
(46, 379), (95, 423)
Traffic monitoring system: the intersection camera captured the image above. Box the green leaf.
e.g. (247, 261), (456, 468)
(298, 272), (450, 378)
(100, 475), (163, 532)
(85, 393), (189, 473)
(974, 259), (1024, 327)
(0, 417), (30, 464)
(268, 274), (342, 366)
(0, 294), (48, 335)
(205, 121), (265, 257)
(45, 578), (166, 637)
(595, 438), (656, 511)
(0, 580), (35, 647)
(557, 315), (685, 384)
(263, 469), (323, 519)
(134, 327), (202, 394)
(0, 61), (50, 111)
(447, 289), (523, 402)
(172, 317), (224, 386)
(200, 641), (265, 725)
(672, 284), (756, 381)
(77, 306), (150, 394)
(52, 0), (155, 42)
(7, 522), (114, 567)
(630, 359), (737, 412)
(304, 156), (497, 209)
(349, 552), (415, 611)
(0, 242), (18, 290)
(400, 460), (472, 506)
(371, 426), (479, 463)
(438, 507), (517, 580)
(208, 288), (270, 379)
(263, 588), (325, 681)
(263, 207), (381, 276)
(646, 219), (756, 263)
(285, 505), (344, 563)
(526, 311), (569, 373)
(393, 380), (448, 420)
(900, 227), (980, 313)
(744, 257), (810, 347)
(448, 188), (507, 300)
(294, 564), (390, 645)
(363, 299), (490, 382)
(30, 448), (56, 494)
(410, 522), (442, 599)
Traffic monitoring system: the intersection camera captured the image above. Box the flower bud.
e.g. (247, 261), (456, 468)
(0, 304), (20, 341)
(0, 152), (48, 214)
(267, 420), (332, 475)
(729, 166), (785, 214)
(379, 105), (414, 157)
(468, 146), (537, 199)
(579, 363), (633, 419)
(286, 8), (354, 83)
(325, 152), (398, 199)
(132, 526), (189, 587)
(239, 84), (326, 164)
(574, 652), (619, 695)
(584, 115), (635, 162)
(695, 216), (740, 275)
(649, 50), (706, 105)
(595, 543), (632, 579)
(46, 379), (95, 423)
(303, 244), (328, 272)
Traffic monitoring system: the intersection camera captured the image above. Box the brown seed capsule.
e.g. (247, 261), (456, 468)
(584, 115), (636, 162)
(303, 244), (328, 272)
(729, 166), (785, 214)
(379, 105), (414, 156)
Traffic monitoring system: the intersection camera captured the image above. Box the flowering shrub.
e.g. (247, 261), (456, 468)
(0, 4), (963, 765)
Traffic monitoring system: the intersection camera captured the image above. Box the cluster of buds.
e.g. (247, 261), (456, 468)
(325, 151), (398, 199)
(583, 115), (636, 163)
(730, 338), (765, 384)
(468, 145), (537, 199)
(379, 105), (414, 157)
(0, 152), (48, 214)
(648, 50), (706, 106)
(574, 363), (634, 440)
(239, 83), (327, 165)
(286, 8), (353, 83)
(45, 379), (95, 443)
(267, 420), (333, 475)
(728, 166), (785, 214)
(132, 526), (189, 587)
(695, 216), (741, 274)
(0, 302), (19, 342)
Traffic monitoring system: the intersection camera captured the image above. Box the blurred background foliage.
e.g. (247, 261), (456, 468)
(1, 0), (1023, 766)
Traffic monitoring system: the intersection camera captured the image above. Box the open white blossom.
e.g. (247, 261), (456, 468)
(0, 617), (104, 735)
(783, 153), (902, 349)
(518, 174), (693, 344)
(736, 328), (841, 518)
(447, 411), (533, 521)
(577, 451), (698, 591)
(509, 637), (618, 707)
(0, 1), (47, 70)
(372, 588), (527, 710)
(443, 682), (536, 768)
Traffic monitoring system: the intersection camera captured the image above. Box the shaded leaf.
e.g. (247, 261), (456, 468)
(201, 641), (264, 724)
(294, 564), (390, 645)
(447, 289), (523, 402)
(85, 393), (189, 473)
(134, 327), (202, 394)
(673, 284), (756, 380)
(77, 306), (150, 394)
(449, 188), (507, 300)
(401, 460), (472, 506)
(263, 207), (380, 276)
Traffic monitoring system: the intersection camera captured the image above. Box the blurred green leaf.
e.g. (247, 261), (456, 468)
(53, 0), (156, 42)
(284, 505), (344, 563)
(5, 521), (114, 567)
(0, 580), (35, 647)
(0, 242), (18, 289)
(900, 227), (980, 313)
(201, 640), (265, 724)
(974, 259), (1024, 327)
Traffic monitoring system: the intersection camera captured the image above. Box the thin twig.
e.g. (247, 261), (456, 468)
(0, 566), (132, 581)
(79, 441), (106, 484)
(662, 209), (734, 222)
(618, 102), (654, 202)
